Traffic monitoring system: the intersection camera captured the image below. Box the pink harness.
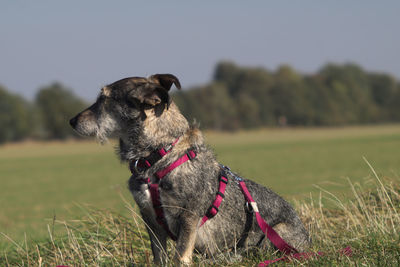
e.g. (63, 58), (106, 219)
(129, 141), (352, 266)
(130, 138), (229, 241)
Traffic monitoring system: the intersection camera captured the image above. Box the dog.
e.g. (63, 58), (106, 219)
(70, 74), (311, 265)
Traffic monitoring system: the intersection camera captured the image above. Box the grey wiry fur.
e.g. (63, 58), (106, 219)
(70, 74), (311, 265)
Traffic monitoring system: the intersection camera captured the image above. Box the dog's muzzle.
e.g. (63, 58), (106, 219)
(69, 116), (78, 128)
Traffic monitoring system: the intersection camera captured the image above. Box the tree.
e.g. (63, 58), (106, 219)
(174, 82), (239, 130)
(389, 83), (400, 121)
(318, 63), (380, 124)
(35, 83), (87, 139)
(213, 61), (240, 95)
(368, 73), (397, 121)
(0, 86), (32, 143)
(269, 65), (311, 125)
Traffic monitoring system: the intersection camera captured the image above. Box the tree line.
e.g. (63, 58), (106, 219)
(0, 83), (86, 144)
(1, 61), (400, 144)
(173, 62), (400, 130)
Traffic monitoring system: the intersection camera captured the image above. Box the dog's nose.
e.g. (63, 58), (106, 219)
(69, 116), (78, 128)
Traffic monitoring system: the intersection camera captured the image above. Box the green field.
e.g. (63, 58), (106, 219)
(1, 124), (400, 246)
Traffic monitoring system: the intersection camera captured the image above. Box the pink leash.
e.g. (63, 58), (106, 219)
(238, 181), (297, 255)
(220, 165), (353, 266)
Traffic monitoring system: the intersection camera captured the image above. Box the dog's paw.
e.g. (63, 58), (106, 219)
(174, 255), (192, 266)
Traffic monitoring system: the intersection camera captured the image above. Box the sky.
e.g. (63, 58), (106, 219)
(1, 1), (399, 101)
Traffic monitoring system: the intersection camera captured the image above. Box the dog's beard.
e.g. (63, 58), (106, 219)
(95, 114), (120, 144)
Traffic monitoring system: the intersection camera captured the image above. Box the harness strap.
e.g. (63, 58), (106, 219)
(149, 183), (177, 240)
(199, 173), (228, 227)
(238, 181), (298, 255)
(148, 149), (197, 240)
(156, 150), (196, 179)
(140, 156), (352, 265)
(236, 201), (254, 248)
(129, 137), (180, 174)
(237, 180), (353, 266)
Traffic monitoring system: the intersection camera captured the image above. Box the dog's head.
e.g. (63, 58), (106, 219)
(69, 74), (181, 142)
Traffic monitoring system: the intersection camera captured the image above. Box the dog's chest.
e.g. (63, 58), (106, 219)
(129, 176), (173, 211)
(130, 181), (151, 209)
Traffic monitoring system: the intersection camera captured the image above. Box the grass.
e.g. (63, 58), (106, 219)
(206, 125), (400, 197)
(0, 141), (132, 244)
(1, 162), (399, 266)
(1, 124), (400, 265)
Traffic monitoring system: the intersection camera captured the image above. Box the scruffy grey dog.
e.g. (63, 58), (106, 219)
(70, 74), (310, 265)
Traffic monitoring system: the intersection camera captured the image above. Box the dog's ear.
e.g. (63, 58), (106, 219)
(150, 74), (181, 91)
(133, 86), (170, 107)
(128, 85), (170, 119)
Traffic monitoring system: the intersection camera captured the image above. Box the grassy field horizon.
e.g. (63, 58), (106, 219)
(1, 124), (400, 248)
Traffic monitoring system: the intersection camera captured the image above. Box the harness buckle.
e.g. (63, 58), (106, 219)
(187, 150), (196, 160)
(219, 175), (228, 184)
(133, 159), (150, 173)
(206, 204), (219, 218)
(234, 176), (243, 184)
(133, 159), (142, 173)
(164, 143), (173, 153)
(249, 202), (259, 213)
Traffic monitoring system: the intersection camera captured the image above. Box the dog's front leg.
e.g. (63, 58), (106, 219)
(174, 219), (198, 265)
(145, 225), (168, 265)
(174, 213), (199, 266)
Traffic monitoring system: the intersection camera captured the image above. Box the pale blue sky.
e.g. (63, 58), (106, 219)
(1, 1), (399, 100)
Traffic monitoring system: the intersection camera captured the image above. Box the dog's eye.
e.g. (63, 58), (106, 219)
(127, 98), (138, 108)
(99, 94), (116, 102)
(98, 95), (107, 101)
